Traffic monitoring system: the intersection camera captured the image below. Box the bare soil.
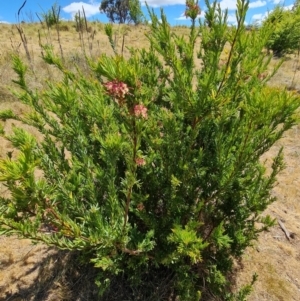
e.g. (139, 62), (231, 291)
(0, 21), (300, 300)
(234, 122), (300, 301)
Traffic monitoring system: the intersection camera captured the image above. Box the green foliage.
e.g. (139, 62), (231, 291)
(104, 24), (117, 54)
(129, 0), (144, 25)
(1, 0), (300, 299)
(38, 2), (61, 28)
(262, 5), (300, 56)
(74, 12), (86, 32)
(0, 110), (17, 120)
(99, 0), (144, 24)
(294, 0), (300, 11)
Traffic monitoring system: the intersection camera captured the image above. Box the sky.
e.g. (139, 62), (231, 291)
(0, 0), (296, 26)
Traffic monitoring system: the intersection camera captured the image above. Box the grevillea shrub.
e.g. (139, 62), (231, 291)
(0, 0), (299, 300)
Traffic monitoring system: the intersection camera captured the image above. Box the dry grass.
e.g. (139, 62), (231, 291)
(0, 19), (300, 300)
(233, 122), (300, 301)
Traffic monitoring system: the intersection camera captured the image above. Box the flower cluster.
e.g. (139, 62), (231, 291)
(258, 72), (268, 81)
(135, 157), (146, 166)
(104, 80), (129, 102)
(134, 104), (148, 119)
(184, 0), (201, 20)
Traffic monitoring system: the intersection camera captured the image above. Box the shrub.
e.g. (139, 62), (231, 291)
(0, 0), (299, 299)
(58, 23), (70, 31)
(262, 6), (300, 56)
(38, 2), (61, 28)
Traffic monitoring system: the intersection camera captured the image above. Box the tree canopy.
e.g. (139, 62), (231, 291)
(99, 0), (143, 24)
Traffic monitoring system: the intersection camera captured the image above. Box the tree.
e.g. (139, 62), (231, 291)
(129, 0), (144, 25)
(99, 0), (143, 24)
(0, 0), (299, 300)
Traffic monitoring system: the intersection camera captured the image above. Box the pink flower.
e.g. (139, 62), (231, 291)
(185, 1), (201, 19)
(135, 157), (146, 166)
(134, 104), (148, 119)
(258, 73), (267, 80)
(104, 80), (129, 102)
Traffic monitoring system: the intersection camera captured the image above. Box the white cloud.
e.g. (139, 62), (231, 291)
(219, 0), (266, 10)
(251, 11), (269, 23)
(251, 13), (264, 20)
(148, 18), (162, 23)
(283, 4), (294, 10)
(227, 13), (237, 23)
(251, 2), (293, 24)
(249, 0), (267, 8)
(219, 0), (237, 10)
(175, 12), (202, 20)
(271, 0), (293, 6)
(0, 15), (9, 23)
(226, 13), (248, 25)
(62, 1), (100, 18)
(63, 0), (186, 14)
(175, 13), (186, 20)
(141, 0), (186, 7)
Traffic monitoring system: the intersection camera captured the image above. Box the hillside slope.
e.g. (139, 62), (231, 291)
(0, 22), (300, 300)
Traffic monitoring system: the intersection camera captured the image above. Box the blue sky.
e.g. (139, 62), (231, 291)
(0, 0), (295, 25)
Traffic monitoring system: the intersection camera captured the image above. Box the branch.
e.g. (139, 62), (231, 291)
(278, 219), (295, 241)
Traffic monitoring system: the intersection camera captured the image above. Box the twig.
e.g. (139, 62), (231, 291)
(17, 0), (27, 19)
(278, 219), (294, 241)
(82, 6), (93, 57)
(53, 5), (64, 61)
(15, 25), (32, 66)
(121, 34), (126, 56)
(76, 10), (86, 59)
(16, 0), (33, 66)
(289, 48), (300, 90)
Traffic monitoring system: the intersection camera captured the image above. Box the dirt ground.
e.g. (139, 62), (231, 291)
(234, 122), (300, 301)
(0, 21), (300, 300)
(233, 54), (300, 301)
